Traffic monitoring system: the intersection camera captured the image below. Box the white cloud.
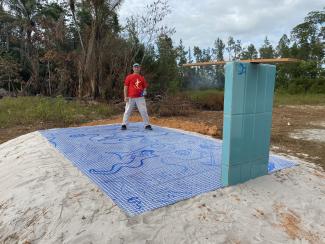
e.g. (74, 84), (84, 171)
(118, 0), (324, 50)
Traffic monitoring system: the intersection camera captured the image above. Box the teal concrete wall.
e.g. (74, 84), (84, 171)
(222, 62), (276, 186)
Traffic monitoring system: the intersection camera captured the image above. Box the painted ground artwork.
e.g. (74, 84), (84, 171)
(40, 123), (295, 216)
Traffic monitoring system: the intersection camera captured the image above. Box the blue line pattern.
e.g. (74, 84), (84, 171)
(238, 63), (247, 75)
(40, 123), (295, 216)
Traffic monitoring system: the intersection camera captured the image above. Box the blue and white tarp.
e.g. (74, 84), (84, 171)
(40, 123), (295, 216)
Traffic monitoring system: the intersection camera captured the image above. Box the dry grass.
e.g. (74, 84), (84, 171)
(183, 90), (224, 110)
(149, 94), (194, 117)
(0, 96), (116, 128)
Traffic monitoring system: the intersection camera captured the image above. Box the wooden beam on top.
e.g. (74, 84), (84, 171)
(242, 58), (301, 64)
(182, 58), (301, 67)
(182, 60), (226, 67)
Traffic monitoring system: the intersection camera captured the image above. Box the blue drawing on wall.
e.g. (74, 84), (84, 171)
(238, 63), (247, 75)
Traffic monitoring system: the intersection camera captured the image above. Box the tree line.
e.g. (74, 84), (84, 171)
(0, 1), (324, 99)
(181, 9), (325, 93)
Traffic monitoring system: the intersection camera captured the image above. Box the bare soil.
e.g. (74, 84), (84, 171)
(271, 105), (325, 169)
(1, 105), (325, 169)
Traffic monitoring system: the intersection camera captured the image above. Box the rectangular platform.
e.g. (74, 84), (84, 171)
(40, 123), (295, 216)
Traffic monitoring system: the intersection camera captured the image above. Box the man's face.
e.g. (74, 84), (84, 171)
(133, 66), (141, 73)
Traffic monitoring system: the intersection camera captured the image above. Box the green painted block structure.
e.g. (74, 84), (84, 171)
(222, 62), (276, 186)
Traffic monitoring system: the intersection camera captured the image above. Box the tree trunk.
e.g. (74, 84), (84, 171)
(8, 74), (11, 93)
(78, 60), (83, 98)
(48, 61), (51, 96)
(6, 34), (9, 51)
(85, 19), (98, 99)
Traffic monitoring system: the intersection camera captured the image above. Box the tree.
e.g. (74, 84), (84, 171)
(275, 9), (325, 93)
(202, 48), (212, 62)
(68, 0), (123, 98)
(193, 46), (202, 62)
(259, 36), (274, 58)
(226, 36), (235, 61)
(241, 44), (258, 59)
(38, 2), (68, 96)
(234, 39), (242, 60)
(175, 39), (188, 90)
(187, 47), (193, 63)
(291, 9), (324, 63)
(276, 34), (290, 57)
(0, 54), (20, 92)
(155, 34), (178, 94)
(2, 0), (42, 92)
(124, 0), (174, 66)
(176, 39), (187, 65)
(214, 38), (225, 61)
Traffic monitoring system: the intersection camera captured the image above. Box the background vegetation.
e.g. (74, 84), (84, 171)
(0, 1), (324, 99)
(0, 96), (116, 128)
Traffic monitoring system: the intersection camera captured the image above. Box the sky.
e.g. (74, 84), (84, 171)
(118, 0), (324, 51)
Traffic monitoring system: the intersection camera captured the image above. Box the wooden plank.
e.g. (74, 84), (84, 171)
(182, 58), (300, 67)
(241, 58), (300, 64)
(183, 61), (226, 67)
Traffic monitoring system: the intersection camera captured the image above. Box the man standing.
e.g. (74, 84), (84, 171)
(121, 63), (152, 130)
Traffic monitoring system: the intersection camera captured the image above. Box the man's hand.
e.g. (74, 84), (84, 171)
(124, 97), (129, 103)
(142, 89), (147, 96)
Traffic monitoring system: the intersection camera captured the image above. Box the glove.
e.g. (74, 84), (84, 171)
(142, 89), (147, 96)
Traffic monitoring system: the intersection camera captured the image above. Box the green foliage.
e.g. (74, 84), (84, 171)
(0, 53), (21, 91)
(291, 9), (324, 61)
(234, 40), (242, 60)
(274, 92), (325, 105)
(38, 2), (65, 20)
(259, 36), (275, 58)
(241, 44), (258, 59)
(0, 96), (116, 128)
(309, 78), (325, 93)
(214, 38), (225, 61)
(153, 34), (179, 94)
(193, 46), (203, 62)
(276, 34), (290, 57)
(182, 89), (325, 110)
(183, 89), (224, 110)
(273, 8), (325, 94)
(0, 1), (324, 99)
(176, 39), (187, 65)
(226, 36), (235, 60)
(77, 2), (94, 27)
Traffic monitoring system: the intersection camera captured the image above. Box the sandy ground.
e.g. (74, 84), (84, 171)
(270, 105), (325, 169)
(1, 130), (325, 244)
(290, 129), (325, 143)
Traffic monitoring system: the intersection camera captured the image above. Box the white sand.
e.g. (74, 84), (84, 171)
(1, 132), (325, 244)
(290, 118), (325, 143)
(310, 121), (325, 128)
(290, 129), (325, 143)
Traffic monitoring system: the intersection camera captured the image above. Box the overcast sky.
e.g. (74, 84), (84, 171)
(118, 0), (324, 50)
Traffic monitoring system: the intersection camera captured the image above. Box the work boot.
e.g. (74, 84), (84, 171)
(121, 124), (127, 130)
